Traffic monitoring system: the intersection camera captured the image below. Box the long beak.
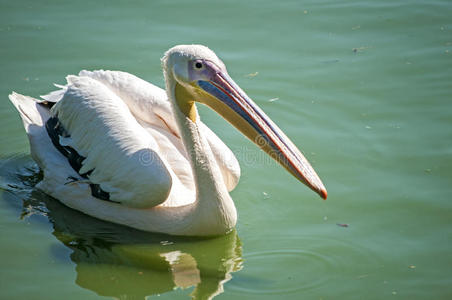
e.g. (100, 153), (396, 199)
(196, 71), (327, 200)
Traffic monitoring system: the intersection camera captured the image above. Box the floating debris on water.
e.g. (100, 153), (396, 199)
(353, 46), (371, 53)
(352, 25), (361, 30)
(268, 97), (279, 102)
(337, 223), (349, 228)
(245, 72), (259, 78)
(409, 265), (416, 269)
(321, 59), (340, 64)
(389, 123), (401, 129)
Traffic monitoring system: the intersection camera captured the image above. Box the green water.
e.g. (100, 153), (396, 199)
(1, 0), (451, 299)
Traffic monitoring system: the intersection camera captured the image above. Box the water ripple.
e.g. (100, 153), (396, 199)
(228, 234), (380, 296)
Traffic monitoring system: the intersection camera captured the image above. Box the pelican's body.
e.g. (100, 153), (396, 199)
(10, 45), (326, 236)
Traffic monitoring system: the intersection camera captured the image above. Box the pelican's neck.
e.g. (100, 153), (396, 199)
(166, 76), (237, 234)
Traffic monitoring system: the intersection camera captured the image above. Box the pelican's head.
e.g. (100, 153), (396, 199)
(162, 45), (327, 199)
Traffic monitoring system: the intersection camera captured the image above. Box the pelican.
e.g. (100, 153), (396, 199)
(9, 45), (327, 236)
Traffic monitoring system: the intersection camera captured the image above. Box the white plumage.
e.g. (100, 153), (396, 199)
(11, 69), (239, 235)
(9, 45), (326, 236)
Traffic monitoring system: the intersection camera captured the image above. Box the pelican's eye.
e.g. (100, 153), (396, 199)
(194, 60), (204, 70)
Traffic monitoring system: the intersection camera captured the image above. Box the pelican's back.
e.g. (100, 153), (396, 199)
(50, 75), (172, 207)
(9, 70), (240, 212)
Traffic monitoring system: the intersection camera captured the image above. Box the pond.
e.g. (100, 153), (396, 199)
(1, 0), (451, 299)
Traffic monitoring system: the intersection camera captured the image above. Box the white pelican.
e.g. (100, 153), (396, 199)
(9, 45), (327, 236)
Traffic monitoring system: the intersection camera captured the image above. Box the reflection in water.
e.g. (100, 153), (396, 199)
(0, 156), (243, 300)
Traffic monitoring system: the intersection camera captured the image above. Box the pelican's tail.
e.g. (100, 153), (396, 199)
(9, 84), (66, 130)
(9, 92), (53, 169)
(9, 91), (87, 198)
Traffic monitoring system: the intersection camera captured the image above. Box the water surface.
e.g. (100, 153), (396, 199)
(1, 0), (451, 299)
